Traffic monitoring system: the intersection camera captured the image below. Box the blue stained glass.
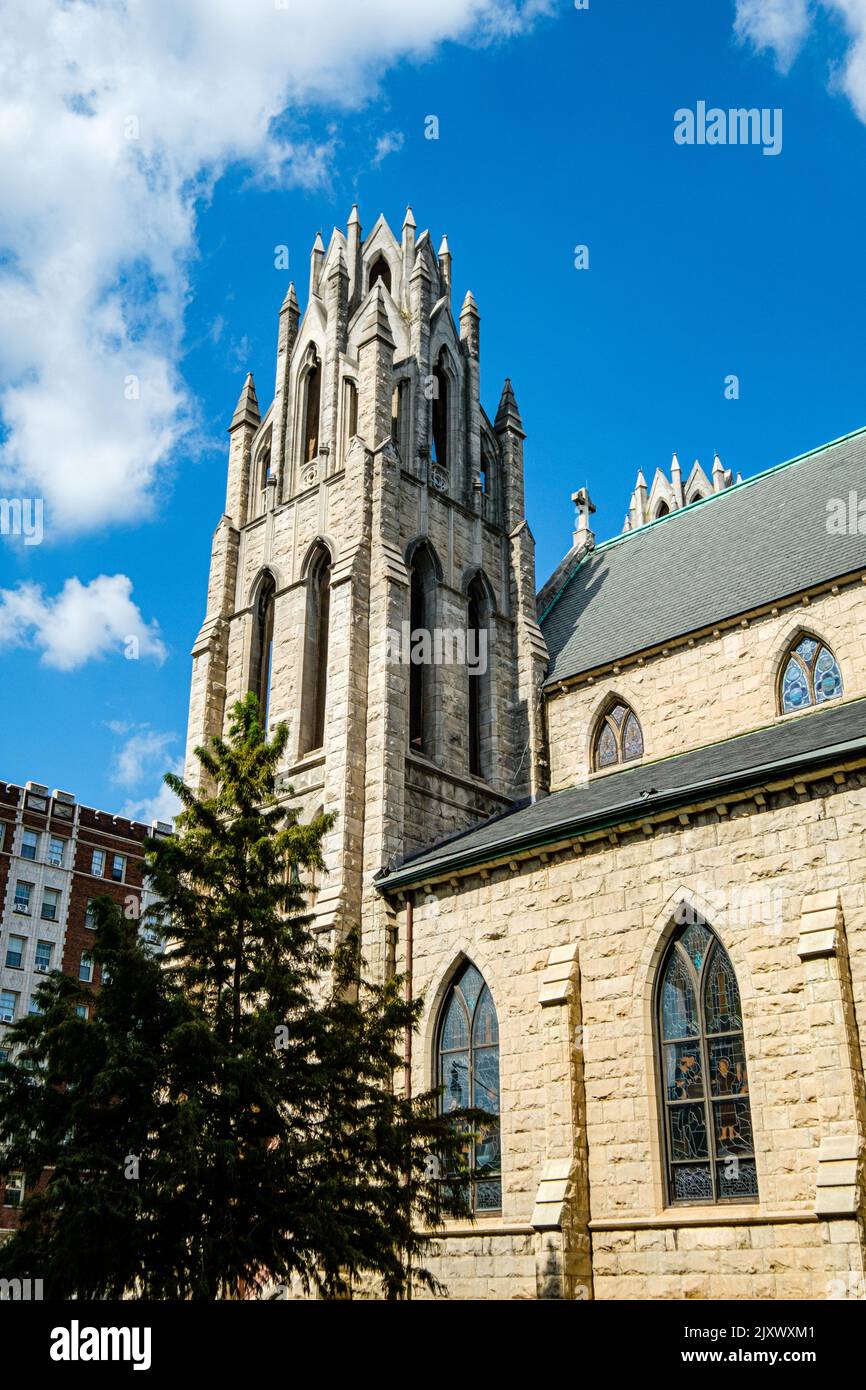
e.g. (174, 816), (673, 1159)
(717, 1159), (758, 1199)
(457, 963), (484, 1018)
(782, 658), (810, 711)
(595, 723), (617, 768)
(474, 1047), (500, 1112)
(682, 922), (711, 971)
(440, 994), (468, 1051)
(665, 1041), (704, 1100)
(662, 953), (698, 1038)
(814, 648), (842, 703)
(443, 1052), (469, 1111)
(623, 713), (644, 761)
(796, 637), (818, 664)
(708, 1034), (748, 1096)
(672, 1164), (713, 1201)
(473, 988), (498, 1047)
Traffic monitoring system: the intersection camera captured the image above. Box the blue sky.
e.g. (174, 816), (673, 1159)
(1, 0), (865, 818)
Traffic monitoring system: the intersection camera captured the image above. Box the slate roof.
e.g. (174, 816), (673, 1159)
(377, 696), (866, 889)
(541, 426), (866, 686)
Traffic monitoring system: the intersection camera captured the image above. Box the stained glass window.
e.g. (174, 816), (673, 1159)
(437, 960), (501, 1214)
(656, 919), (758, 1205)
(780, 635), (842, 713)
(592, 701), (644, 771)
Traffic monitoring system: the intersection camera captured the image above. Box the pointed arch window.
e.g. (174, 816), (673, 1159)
(656, 918), (757, 1204)
(779, 634), (842, 713)
(341, 379), (358, 461)
(467, 575), (492, 779)
(654, 501), (670, 519)
(251, 573), (276, 726)
(431, 349), (449, 469)
(592, 700), (643, 771)
(300, 547), (331, 755)
(408, 545), (437, 756)
(254, 443), (272, 518)
(368, 254), (391, 295)
(438, 960), (501, 1214)
(302, 353), (321, 463)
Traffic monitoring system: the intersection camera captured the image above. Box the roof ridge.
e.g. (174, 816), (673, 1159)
(539, 421), (866, 628)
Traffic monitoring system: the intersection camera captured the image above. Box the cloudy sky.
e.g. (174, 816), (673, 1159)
(1, 0), (865, 817)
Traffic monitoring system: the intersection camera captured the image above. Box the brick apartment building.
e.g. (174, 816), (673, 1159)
(0, 779), (170, 1227)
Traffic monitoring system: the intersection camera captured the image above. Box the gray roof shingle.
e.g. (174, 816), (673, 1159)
(541, 427), (866, 685)
(378, 695), (866, 888)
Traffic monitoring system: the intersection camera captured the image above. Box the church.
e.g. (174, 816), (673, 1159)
(185, 207), (866, 1300)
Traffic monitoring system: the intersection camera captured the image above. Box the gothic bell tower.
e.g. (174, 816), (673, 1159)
(185, 206), (548, 972)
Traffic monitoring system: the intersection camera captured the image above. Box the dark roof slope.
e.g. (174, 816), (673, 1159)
(541, 427), (866, 685)
(378, 696), (866, 888)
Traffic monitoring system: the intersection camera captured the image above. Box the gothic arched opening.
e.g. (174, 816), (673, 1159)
(299, 545), (332, 755)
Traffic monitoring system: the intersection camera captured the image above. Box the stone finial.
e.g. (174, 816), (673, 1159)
(228, 372), (260, 433)
(634, 469), (648, 526)
(328, 243), (348, 279)
(281, 281), (299, 313)
(712, 450), (725, 491)
(403, 205), (416, 230)
(494, 377), (523, 434)
(572, 487), (596, 549)
(347, 203), (361, 230)
(460, 289), (480, 355)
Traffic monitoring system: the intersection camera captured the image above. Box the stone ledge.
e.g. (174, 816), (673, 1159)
(797, 889), (842, 960)
(539, 941), (579, 1007)
(590, 1208), (818, 1231)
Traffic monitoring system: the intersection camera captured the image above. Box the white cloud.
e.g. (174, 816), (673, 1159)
(111, 728), (177, 788)
(122, 759), (184, 829)
(372, 130), (406, 167)
(0, 1), (552, 536)
(735, 0), (866, 121)
(0, 574), (166, 670)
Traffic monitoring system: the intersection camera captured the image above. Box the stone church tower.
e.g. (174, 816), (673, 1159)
(185, 206), (548, 972)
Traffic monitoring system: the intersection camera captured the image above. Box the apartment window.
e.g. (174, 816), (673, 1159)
(28, 996), (42, 1016)
(91, 848), (105, 877)
(34, 940), (52, 973)
(20, 829), (38, 861)
(41, 887), (60, 922)
(3, 1173), (24, 1208)
(79, 952), (93, 983)
(76, 1004), (90, 1021)
(0, 991), (18, 1024)
(13, 881), (32, 914)
(111, 854), (126, 883)
(0, 823), (5, 851)
(0, 1049), (8, 1066)
(85, 899), (97, 930)
(5, 936), (25, 970)
(47, 836), (64, 867)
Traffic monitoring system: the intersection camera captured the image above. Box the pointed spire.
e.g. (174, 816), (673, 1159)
(437, 233), (451, 296)
(572, 487), (596, 549)
(348, 203), (361, 229)
(712, 449), (725, 491)
(403, 205), (416, 230)
(494, 377), (523, 434)
(281, 281), (299, 312)
(357, 280), (395, 349)
(328, 243), (348, 278)
(634, 469), (648, 526)
(460, 288), (479, 316)
(460, 289), (480, 355)
(310, 230), (325, 297)
(670, 449), (684, 507)
(228, 372), (260, 432)
(671, 450), (681, 475)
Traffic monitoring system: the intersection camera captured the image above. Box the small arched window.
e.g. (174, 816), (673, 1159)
(302, 354), (321, 464)
(408, 545), (438, 756)
(656, 917), (757, 1204)
(654, 501), (670, 519)
(431, 349), (449, 469)
(254, 444), (272, 517)
(300, 547), (331, 755)
(391, 379), (409, 459)
(779, 634), (842, 713)
(438, 960), (501, 1214)
(368, 254), (391, 295)
(251, 573), (276, 726)
(592, 700), (644, 771)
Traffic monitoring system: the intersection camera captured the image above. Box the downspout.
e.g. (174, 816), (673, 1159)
(404, 893), (414, 1098)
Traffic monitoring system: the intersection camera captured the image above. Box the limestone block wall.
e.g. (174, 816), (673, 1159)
(395, 765), (866, 1299)
(546, 580), (866, 793)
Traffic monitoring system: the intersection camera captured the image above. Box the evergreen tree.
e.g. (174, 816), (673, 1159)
(0, 695), (469, 1299)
